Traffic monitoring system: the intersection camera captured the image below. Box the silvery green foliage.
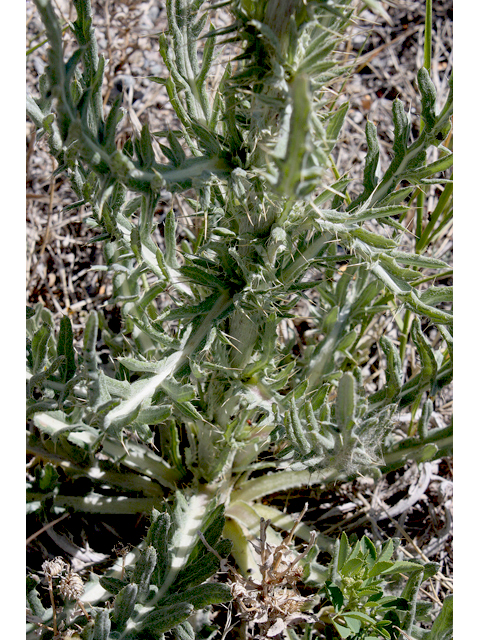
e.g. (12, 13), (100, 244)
(26, 497), (232, 639)
(279, 370), (396, 475)
(27, 0), (452, 494)
(27, 0), (452, 636)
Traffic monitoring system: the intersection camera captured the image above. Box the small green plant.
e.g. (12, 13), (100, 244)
(27, 0), (452, 638)
(312, 531), (452, 640)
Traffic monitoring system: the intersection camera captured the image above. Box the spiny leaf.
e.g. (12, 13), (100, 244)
(132, 545), (157, 600)
(158, 582), (232, 610)
(411, 318), (437, 386)
(31, 323), (52, 374)
(143, 602), (194, 634)
(113, 583), (138, 629)
(417, 66), (437, 131)
(58, 315), (76, 383)
(93, 609), (111, 640)
(379, 336), (402, 399)
(336, 372), (356, 431)
(362, 120), (380, 197)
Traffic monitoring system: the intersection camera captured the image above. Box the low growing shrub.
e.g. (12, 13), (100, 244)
(26, 1), (452, 638)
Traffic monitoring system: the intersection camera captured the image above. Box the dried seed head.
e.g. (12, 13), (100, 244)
(59, 573), (84, 600)
(42, 557), (68, 579)
(229, 508), (317, 637)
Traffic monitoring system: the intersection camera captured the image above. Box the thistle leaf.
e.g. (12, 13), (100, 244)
(58, 315), (76, 383)
(113, 583), (138, 629)
(336, 372), (356, 432)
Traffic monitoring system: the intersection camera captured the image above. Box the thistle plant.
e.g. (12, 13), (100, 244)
(27, 0), (452, 638)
